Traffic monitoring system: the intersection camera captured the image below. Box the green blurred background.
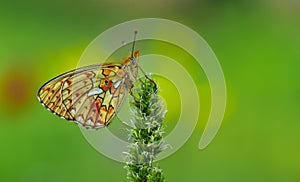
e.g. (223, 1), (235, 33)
(1, 0), (300, 181)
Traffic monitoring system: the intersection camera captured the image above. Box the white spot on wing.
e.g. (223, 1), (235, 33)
(87, 119), (93, 125)
(77, 116), (83, 121)
(96, 122), (104, 127)
(87, 88), (103, 97)
(70, 109), (76, 114)
(113, 80), (121, 88)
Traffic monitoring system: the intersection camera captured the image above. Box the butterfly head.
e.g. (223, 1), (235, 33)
(130, 50), (139, 64)
(124, 50), (139, 65)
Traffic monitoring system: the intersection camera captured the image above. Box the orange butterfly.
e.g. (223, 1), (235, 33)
(38, 31), (140, 129)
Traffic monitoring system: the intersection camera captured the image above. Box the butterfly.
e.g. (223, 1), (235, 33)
(37, 31), (140, 129)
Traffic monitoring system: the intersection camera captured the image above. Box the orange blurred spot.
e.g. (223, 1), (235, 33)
(0, 66), (34, 116)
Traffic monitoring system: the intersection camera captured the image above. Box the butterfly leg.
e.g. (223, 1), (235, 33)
(138, 65), (157, 91)
(129, 88), (141, 104)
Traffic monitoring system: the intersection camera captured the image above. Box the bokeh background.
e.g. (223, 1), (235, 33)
(1, 0), (300, 181)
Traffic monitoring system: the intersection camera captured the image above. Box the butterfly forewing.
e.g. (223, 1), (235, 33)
(38, 57), (136, 129)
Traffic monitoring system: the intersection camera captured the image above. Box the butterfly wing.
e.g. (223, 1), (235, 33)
(38, 63), (129, 129)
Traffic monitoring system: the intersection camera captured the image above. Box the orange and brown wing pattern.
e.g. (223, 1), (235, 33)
(38, 62), (129, 129)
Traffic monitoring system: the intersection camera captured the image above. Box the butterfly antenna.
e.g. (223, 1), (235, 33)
(131, 30), (138, 58)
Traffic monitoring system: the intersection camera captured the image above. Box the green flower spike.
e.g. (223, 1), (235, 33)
(124, 76), (167, 182)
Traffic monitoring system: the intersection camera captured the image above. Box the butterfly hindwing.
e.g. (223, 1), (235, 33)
(38, 63), (129, 129)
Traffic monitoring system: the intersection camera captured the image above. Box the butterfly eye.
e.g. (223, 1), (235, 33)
(104, 80), (108, 85)
(130, 57), (136, 64)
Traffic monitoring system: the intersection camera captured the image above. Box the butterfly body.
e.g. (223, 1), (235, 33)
(38, 51), (139, 129)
